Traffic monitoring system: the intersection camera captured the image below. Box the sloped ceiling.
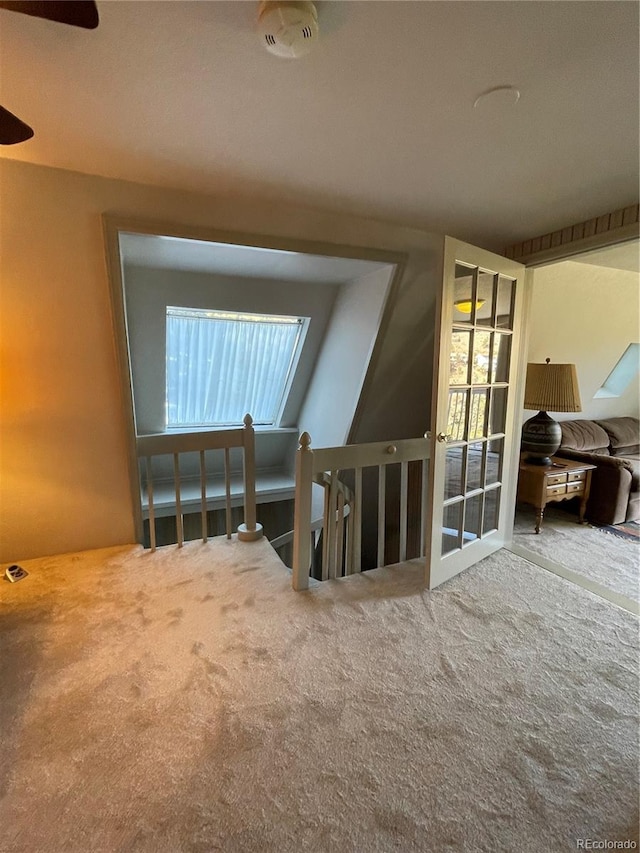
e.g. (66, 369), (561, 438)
(119, 232), (391, 283)
(0, 1), (638, 249)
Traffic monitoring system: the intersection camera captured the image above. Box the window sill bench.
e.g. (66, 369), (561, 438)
(141, 470), (295, 519)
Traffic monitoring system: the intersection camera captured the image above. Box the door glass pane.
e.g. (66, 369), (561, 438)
(472, 331), (492, 384)
(468, 389), (488, 439)
(488, 387), (508, 435)
(453, 264), (475, 326)
(496, 276), (515, 329)
(466, 441), (484, 492)
(434, 248), (520, 586)
(476, 271), (497, 327)
(483, 486), (501, 534)
(444, 447), (464, 499)
(485, 438), (504, 486)
(463, 495), (482, 542)
(447, 389), (467, 441)
(450, 330), (471, 385)
(492, 333), (511, 383)
(442, 501), (462, 555)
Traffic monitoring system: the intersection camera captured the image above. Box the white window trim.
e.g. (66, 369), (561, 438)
(165, 306), (310, 431)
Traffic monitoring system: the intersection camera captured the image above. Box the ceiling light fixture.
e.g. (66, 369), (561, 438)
(473, 86), (521, 109)
(454, 299), (485, 314)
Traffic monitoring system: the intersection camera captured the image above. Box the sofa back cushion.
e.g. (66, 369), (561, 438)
(559, 419), (610, 453)
(595, 417), (640, 457)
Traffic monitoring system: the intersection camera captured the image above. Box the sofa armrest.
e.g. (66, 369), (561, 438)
(556, 448), (633, 473)
(556, 449), (633, 525)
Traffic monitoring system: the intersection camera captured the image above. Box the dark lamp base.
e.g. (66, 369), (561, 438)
(525, 454), (553, 466)
(521, 411), (562, 466)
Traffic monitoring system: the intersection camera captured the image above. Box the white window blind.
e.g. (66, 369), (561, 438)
(166, 307), (305, 428)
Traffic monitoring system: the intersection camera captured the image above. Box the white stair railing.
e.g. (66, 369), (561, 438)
(292, 431), (431, 591)
(136, 413), (263, 551)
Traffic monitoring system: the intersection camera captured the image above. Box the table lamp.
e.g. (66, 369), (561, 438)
(521, 358), (582, 465)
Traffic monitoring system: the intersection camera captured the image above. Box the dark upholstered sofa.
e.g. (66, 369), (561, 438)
(555, 417), (640, 525)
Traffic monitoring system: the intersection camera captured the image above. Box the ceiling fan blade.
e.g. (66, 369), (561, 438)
(0, 1), (99, 29)
(0, 105), (34, 145)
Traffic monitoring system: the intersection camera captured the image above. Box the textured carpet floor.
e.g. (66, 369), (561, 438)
(1, 537), (638, 853)
(513, 506), (640, 604)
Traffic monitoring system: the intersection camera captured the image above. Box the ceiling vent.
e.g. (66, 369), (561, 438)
(258, 1), (319, 58)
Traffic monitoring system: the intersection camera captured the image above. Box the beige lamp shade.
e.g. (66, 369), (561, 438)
(523, 360), (582, 413)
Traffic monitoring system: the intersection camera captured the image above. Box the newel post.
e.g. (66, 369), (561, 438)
(292, 431), (313, 591)
(237, 413), (264, 542)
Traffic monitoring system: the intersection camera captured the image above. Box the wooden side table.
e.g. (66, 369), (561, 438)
(517, 456), (596, 533)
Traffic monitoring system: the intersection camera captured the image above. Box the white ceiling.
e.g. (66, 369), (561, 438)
(120, 232), (390, 283)
(1, 1), (638, 249)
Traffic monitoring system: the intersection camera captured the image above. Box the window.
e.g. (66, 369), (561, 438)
(166, 307), (307, 428)
(594, 343), (640, 399)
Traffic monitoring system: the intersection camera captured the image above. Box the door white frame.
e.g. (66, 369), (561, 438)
(426, 237), (528, 589)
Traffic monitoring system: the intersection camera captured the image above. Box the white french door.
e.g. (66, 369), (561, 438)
(426, 237), (527, 589)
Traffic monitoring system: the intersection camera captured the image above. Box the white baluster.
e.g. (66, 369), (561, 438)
(336, 488), (345, 578)
(345, 492), (354, 576)
(399, 461), (408, 562)
(321, 478), (330, 581)
(224, 447), (232, 540)
(238, 413), (263, 542)
(353, 467), (362, 573)
(420, 455), (429, 557)
(327, 472), (339, 579)
(146, 456), (156, 553)
(292, 431), (313, 591)
(377, 465), (386, 568)
(200, 450), (208, 543)
(173, 453), (183, 547)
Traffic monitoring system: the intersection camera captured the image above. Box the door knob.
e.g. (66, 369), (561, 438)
(437, 432), (452, 443)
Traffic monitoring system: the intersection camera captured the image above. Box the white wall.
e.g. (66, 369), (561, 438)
(0, 159), (443, 562)
(123, 265), (338, 433)
(297, 265), (393, 453)
(527, 260), (640, 421)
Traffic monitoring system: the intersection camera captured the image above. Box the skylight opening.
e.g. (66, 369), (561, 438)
(594, 343), (640, 399)
(166, 307), (308, 428)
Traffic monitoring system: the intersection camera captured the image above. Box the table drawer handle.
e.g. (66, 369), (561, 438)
(547, 474), (568, 485)
(547, 485), (567, 496)
(568, 472), (586, 482)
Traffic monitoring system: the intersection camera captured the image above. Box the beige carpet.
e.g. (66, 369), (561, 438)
(513, 506), (640, 604)
(1, 537), (638, 853)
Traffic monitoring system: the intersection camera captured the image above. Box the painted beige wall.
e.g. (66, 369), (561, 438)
(527, 260), (640, 421)
(0, 159), (443, 562)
